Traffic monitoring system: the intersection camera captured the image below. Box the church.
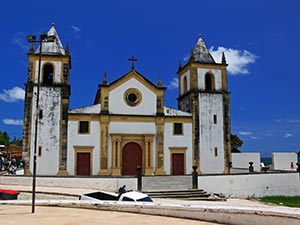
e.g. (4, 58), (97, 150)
(22, 24), (231, 176)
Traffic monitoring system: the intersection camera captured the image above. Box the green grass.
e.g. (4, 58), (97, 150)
(259, 196), (300, 207)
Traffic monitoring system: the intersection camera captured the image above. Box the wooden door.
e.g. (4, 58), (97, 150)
(76, 152), (91, 176)
(172, 153), (184, 175)
(122, 142), (142, 176)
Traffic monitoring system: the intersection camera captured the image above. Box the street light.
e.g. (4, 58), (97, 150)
(27, 32), (55, 213)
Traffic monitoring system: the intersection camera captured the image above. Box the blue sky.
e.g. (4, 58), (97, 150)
(0, 0), (299, 155)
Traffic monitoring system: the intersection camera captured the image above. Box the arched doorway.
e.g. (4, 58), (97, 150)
(122, 142), (142, 176)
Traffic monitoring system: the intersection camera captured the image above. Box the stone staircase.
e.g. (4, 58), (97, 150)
(144, 189), (226, 201)
(142, 175), (192, 190)
(141, 175), (226, 201)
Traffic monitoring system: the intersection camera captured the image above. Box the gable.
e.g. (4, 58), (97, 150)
(109, 76), (157, 115)
(109, 69), (158, 93)
(94, 69), (165, 116)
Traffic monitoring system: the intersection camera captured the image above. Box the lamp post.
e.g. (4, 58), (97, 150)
(27, 32), (55, 213)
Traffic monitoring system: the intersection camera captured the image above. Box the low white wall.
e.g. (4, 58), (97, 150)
(198, 173), (300, 198)
(231, 152), (261, 172)
(1, 172), (299, 198)
(0, 176), (137, 192)
(273, 152), (297, 171)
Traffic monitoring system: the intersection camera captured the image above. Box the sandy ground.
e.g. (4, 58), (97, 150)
(0, 205), (224, 225)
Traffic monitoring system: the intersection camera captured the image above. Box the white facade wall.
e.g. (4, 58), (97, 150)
(30, 86), (61, 175)
(199, 93), (225, 174)
(109, 122), (156, 134)
(164, 122), (193, 175)
(109, 78), (156, 115)
(67, 120), (101, 175)
(272, 152), (297, 171)
(232, 153), (261, 172)
(179, 70), (190, 95)
(197, 68), (222, 91)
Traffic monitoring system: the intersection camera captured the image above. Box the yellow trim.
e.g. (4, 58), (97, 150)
(221, 67), (228, 91)
(99, 116), (109, 175)
(78, 121), (90, 134)
(28, 54), (70, 63)
(189, 68), (198, 90)
(100, 85), (109, 113)
(68, 114), (95, 121)
(155, 117), (166, 175)
(109, 70), (158, 93)
(178, 62), (227, 76)
(74, 146), (94, 176)
(165, 117), (192, 123)
(178, 62), (228, 91)
(169, 147), (187, 175)
(69, 114), (192, 123)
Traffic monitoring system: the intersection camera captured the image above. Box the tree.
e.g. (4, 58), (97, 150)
(231, 133), (243, 153)
(0, 131), (9, 146)
(10, 136), (23, 146)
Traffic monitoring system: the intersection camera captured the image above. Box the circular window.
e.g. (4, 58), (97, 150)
(124, 88), (142, 106)
(127, 93), (137, 103)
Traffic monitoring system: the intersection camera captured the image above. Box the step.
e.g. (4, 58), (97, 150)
(144, 189), (226, 201)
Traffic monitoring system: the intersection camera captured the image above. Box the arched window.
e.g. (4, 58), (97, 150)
(43, 63), (54, 85)
(205, 73), (215, 91)
(183, 76), (188, 93)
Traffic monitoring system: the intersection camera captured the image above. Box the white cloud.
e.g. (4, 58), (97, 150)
(287, 119), (300, 123)
(3, 119), (23, 126)
(284, 132), (294, 138)
(71, 25), (81, 39)
(71, 25), (81, 32)
(13, 32), (28, 52)
(0, 87), (25, 102)
(167, 78), (178, 90)
(183, 53), (190, 62)
(238, 131), (252, 136)
(251, 136), (259, 140)
(209, 46), (257, 75)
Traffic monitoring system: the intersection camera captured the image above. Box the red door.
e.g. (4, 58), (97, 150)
(172, 153), (184, 175)
(77, 152), (91, 176)
(122, 142), (142, 176)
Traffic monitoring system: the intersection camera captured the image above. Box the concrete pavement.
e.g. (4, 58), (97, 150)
(0, 205), (221, 225)
(0, 185), (300, 225)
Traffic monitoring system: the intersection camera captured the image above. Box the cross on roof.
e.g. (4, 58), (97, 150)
(128, 56), (137, 70)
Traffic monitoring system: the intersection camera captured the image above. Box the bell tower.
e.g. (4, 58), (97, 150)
(177, 35), (231, 174)
(22, 24), (71, 175)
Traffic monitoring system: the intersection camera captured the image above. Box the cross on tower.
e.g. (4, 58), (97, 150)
(128, 56), (137, 70)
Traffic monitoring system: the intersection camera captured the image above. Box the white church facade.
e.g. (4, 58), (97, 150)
(22, 24), (231, 176)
